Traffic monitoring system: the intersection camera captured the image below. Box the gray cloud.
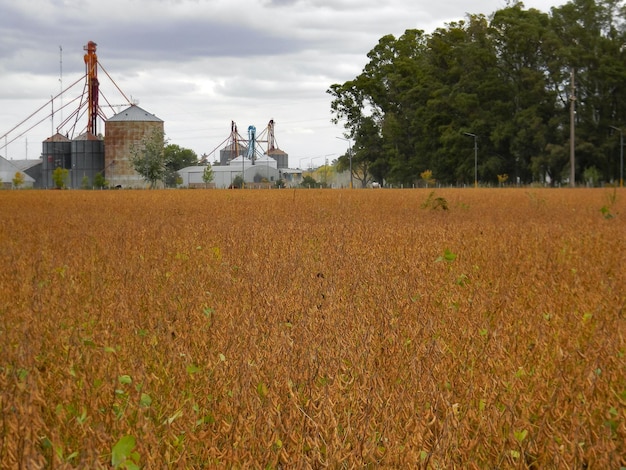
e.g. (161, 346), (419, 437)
(0, 0), (566, 161)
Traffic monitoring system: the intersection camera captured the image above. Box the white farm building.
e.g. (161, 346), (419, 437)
(179, 155), (282, 188)
(0, 155), (37, 189)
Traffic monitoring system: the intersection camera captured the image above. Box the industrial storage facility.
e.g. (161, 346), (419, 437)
(179, 155), (282, 188)
(39, 103), (162, 189)
(0, 41), (163, 189)
(1, 41), (300, 189)
(178, 119), (297, 188)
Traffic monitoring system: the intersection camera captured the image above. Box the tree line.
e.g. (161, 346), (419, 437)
(328, 0), (626, 187)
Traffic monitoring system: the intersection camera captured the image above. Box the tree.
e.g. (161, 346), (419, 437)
(328, 2), (626, 186)
(94, 172), (108, 189)
(202, 164), (214, 188)
(301, 175), (318, 188)
(583, 166), (601, 186)
(164, 144), (198, 187)
(52, 167), (69, 189)
(129, 129), (167, 189)
(329, 30), (429, 186)
(421, 169), (435, 187)
(489, 5), (560, 184)
(12, 172), (25, 189)
(549, 0), (626, 184)
(231, 175), (244, 189)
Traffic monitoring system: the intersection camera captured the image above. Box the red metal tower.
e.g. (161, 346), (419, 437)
(83, 41), (99, 136)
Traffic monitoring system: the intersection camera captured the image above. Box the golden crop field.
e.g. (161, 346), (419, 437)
(0, 188), (624, 469)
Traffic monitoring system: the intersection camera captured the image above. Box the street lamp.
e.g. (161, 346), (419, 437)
(336, 137), (353, 189)
(463, 132), (478, 188)
(298, 157), (309, 170)
(323, 153), (336, 187)
(610, 125), (624, 188)
(310, 156), (323, 171)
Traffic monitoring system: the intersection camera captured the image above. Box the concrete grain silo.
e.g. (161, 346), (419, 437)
(104, 104), (164, 188)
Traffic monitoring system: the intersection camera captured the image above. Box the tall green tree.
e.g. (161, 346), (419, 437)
(336, 119), (381, 187)
(129, 129), (167, 189)
(550, 0), (626, 183)
(423, 15), (506, 185)
(489, 4), (561, 183)
(164, 144), (198, 187)
(329, 0), (626, 186)
(329, 30), (430, 185)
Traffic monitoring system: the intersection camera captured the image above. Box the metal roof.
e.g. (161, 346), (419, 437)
(44, 132), (71, 142)
(74, 132), (101, 141)
(8, 159), (41, 172)
(107, 104), (163, 122)
(0, 155), (36, 183)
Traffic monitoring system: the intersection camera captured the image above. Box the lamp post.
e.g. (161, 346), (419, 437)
(610, 126), (624, 188)
(323, 153), (336, 187)
(336, 137), (353, 189)
(298, 157), (309, 169)
(464, 132), (478, 188)
(305, 157), (324, 188)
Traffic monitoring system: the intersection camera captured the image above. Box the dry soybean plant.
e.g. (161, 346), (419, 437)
(0, 188), (624, 468)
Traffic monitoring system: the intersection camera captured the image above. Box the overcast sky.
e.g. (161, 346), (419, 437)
(1, 0), (566, 167)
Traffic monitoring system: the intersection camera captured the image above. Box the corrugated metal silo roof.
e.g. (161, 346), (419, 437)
(74, 132), (101, 141)
(44, 132), (71, 142)
(107, 104), (163, 122)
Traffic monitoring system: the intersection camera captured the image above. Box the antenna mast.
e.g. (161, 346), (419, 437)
(59, 45), (63, 126)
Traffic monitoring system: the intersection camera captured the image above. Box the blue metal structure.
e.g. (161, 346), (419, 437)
(246, 125), (256, 164)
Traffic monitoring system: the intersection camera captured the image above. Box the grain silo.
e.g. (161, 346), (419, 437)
(263, 119), (288, 169)
(220, 142), (248, 165)
(71, 132), (104, 188)
(267, 147), (288, 169)
(104, 104), (164, 188)
(42, 133), (71, 188)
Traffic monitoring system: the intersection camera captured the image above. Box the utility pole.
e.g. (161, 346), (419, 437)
(610, 125), (624, 188)
(59, 45), (63, 125)
(569, 68), (576, 187)
(464, 132), (478, 188)
(619, 129), (624, 188)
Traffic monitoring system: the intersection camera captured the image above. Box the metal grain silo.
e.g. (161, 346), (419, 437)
(42, 133), (71, 188)
(71, 132), (104, 188)
(104, 104), (164, 188)
(267, 147), (288, 169)
(220, 143), (248, 165)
